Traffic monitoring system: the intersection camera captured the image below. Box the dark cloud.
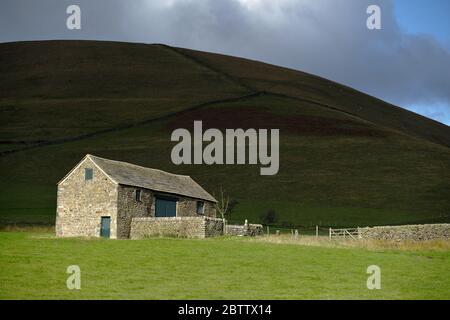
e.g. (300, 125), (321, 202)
(1, 0), (449, 124)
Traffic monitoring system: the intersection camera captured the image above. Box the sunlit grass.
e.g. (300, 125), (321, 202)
(1, 231), (449, 300)
(249, 234), (450, 252)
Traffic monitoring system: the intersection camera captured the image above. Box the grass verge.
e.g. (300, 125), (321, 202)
(0, 231), (449, 299)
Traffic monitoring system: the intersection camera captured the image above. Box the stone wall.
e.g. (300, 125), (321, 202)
(247, 224), (264, 236)
(205, 217), (224, 237)
(130, 216), (224, 239)
(56, 157), (119, 238)
(225, 224), (246, 236)
(225, 223), (264, 236)
(176, 197), (216, 218)
(116, 186), (154, 239)
(131, 217), (263, 239)
(117, 186), (217, 238)
(359, 224), (450, 241)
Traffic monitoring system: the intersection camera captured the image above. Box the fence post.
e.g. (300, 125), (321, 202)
(316, 225), (319, 239)
(329, 227), (331, 240)
(266, 226), (269, 236)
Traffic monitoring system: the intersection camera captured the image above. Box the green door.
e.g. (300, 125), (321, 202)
(100, 217), (111, 238)
(155, 198), (177, 217)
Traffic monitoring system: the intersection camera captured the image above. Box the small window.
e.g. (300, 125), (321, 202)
(135, 189), (142, 202)
(196, 201), (205, 215)
(85, 168), (93, 180)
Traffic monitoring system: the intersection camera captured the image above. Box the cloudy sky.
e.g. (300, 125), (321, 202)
(1, 0), (449, 125)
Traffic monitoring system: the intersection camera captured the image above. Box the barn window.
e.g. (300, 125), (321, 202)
(135, 189), (142, 202)
(85, 168), (93, 180)
(196, 201), (205, 215)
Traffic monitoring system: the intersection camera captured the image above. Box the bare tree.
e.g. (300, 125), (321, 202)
(214, 186), (230, 220)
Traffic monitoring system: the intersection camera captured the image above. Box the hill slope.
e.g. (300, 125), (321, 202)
(0, 40), (449, 227)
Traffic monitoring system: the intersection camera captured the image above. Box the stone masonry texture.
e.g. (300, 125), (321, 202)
(225, 224), (264, 236)
(359, 224), (450, 241)
(130, 216), (224, 239)
(56, 157), (119, 238)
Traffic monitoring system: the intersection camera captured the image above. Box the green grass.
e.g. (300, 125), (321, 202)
(0, 231), (449, 299)
(0, 41), (249, 142)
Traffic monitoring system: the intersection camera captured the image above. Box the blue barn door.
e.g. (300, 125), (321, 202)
(155, 198), (177, 217)
(100, 217), (111, 238)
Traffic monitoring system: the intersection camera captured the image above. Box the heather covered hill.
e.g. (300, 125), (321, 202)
(0, 40), (449, 227)
(176, 46), (450, 148)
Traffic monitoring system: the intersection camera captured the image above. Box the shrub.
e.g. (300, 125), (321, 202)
(260, 209), (277, 225)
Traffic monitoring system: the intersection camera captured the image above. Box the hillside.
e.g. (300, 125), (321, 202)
(0, 40), (449, 227)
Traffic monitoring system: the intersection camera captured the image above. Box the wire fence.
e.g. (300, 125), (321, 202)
(258, 225), (364, 240)
(225, 217), (366, 239)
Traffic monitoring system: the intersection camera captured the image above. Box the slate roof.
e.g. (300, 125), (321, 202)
(86, 155), (217, 202)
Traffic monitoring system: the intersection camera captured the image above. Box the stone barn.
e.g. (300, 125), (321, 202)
(55, 154), (219, 239)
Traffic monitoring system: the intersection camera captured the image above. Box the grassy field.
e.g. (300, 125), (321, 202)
(0, 231), (449, 300)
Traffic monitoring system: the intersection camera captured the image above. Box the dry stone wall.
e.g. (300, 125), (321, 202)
(359, 224), (450, 241)
(130, 216), (224, 239)
(205, 217), (224, 237)
(225, 223), (264, 236)
(225, 224), (246, 236)
(247, 224), (264, 236)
